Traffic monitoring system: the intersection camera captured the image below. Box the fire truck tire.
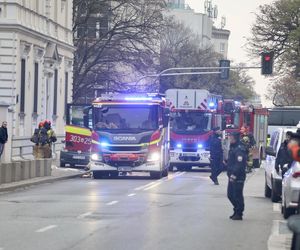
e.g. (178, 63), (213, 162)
(271, 178), (281, 202)
(150, 171), (162, 179)
(93, 171), (104, 179)
(60, 162), (66, 168)
(162, 168), (169, 177)
(264, 175), (271, 198)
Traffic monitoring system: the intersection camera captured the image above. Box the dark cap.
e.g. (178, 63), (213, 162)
(229, 131), (241, 139)
(286, 131), (293, 137)
(212, 127), (221, 132)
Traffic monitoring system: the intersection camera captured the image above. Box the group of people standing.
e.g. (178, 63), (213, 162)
(209, 126), (256, 221)
(30, 120), (57, 159)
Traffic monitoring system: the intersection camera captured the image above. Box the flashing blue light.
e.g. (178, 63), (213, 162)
(198, 144), (203, 149)
(176, 143), (182, 149)
(124, 97), (153, 101)
(209, 102), (215, 108)
(100, 141), (109, 147)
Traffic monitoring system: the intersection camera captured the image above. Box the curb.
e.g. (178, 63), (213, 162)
(0, 171), (88, 193)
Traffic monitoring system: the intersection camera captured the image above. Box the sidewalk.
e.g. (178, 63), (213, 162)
(0, 165), (88, 192)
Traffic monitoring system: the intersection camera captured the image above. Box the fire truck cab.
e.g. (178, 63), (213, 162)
(87, 93), (170, 179)
(166, 89), (223, 171)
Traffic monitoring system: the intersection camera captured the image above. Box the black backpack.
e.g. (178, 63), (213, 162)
(39, 128), (49, 145)
(31, 129), (40, 144)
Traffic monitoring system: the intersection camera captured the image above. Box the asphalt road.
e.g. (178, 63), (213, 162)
(0, 168), (289, 250)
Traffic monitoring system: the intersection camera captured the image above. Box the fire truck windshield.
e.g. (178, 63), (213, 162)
(171, 111), (212, 134)
(94, 105), (158, 132)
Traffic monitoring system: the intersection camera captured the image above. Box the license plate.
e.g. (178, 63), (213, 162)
(118, 167), (132, 172)
(73, 155), (85, 160)
(182, 153), (198, 157)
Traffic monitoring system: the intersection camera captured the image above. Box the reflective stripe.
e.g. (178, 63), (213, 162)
(65, 125), (92, 137)
(91, 129), (165, 147)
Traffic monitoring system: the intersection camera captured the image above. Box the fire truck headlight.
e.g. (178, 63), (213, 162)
(91, 153), (102, 162)
(198, 144), (203, 149)
(100, 141), (109, 148)
(176, 143), (182, 149)
(147, 152), (160, 162)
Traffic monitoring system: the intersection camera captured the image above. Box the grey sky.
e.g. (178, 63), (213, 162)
(186, 0), (274, 106)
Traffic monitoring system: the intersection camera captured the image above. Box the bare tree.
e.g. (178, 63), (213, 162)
(73, 0), (166, 102)
(248, 0), (300, 78)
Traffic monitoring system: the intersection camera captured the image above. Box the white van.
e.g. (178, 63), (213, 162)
(264, 127), (297, 202)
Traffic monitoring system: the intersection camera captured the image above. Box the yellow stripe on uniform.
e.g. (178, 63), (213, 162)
(65, 125), (92, 137)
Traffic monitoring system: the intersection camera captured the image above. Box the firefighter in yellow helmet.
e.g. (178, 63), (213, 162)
(240, 126), (256, 173)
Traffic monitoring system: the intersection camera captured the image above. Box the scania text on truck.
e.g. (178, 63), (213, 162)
(86, 94), (170, 179)
(166, 89), (223, 171)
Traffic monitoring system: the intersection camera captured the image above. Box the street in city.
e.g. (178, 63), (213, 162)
(0, 167), (292, 250)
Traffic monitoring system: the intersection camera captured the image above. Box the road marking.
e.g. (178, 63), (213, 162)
(77, 212), (93, 219)
(106, 201), (119, 206)
(134, 182), (157, 191)
(268, 220), (292, 250)
(128, 193), (136, 197)
(273, 203), (281, 213)
(35, 225), (57, 233)
(168, 171), (186, 180)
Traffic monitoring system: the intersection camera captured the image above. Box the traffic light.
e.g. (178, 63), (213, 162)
(261, 51), (274, 75)
(219, 60), (230, 80)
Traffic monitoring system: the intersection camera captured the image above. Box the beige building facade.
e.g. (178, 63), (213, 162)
(0, 0), (74, 162)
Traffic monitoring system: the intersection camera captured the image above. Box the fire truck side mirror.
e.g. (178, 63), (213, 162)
(163, 109), (170, 128)
(83, 106), (92, 129)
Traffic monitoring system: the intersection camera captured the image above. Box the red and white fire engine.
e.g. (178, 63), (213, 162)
(166, 89), (223, 171)
(218, 99), (269, 167)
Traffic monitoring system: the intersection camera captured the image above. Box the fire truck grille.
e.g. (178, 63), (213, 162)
(182, 146), (198, 152)
(107, 146), (142, 152)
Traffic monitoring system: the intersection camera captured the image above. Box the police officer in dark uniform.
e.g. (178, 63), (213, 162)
(209, 127), (223, 185)
(227, 131), (247, 220)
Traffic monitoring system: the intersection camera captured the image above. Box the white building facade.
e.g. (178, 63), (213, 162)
(0, 0), (74, 162)
(166, 0), (230, 58)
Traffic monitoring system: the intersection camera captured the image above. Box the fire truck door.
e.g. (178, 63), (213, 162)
(65, 104), (92, 152)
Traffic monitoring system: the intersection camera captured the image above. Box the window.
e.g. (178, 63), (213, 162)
(53, 69), (58, 116)
(20, 59), (26, 113)
(33, 62), (39, 113)
(220, 43), (225, 53)
(64, 72), (69, 117)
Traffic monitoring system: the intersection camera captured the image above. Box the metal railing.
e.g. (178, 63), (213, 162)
(11, 135), (65, 160)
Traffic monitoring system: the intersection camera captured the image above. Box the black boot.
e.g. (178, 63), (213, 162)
(231, 214), (243, 220)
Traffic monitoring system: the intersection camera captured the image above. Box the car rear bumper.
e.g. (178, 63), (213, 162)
(60, 151), (90, 166)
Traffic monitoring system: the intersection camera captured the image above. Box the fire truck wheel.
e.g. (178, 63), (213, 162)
(60, 162), (66, 168)
(150, 171), (162, 179)
(162, 168), (169, 177)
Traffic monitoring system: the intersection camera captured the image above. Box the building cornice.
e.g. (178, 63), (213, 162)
(0, 24), (75, 52)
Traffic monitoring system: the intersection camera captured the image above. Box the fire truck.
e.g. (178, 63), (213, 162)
(65, 93), (170, 179)
(218, 99), (269, 167)
(166, 89), (223, 171)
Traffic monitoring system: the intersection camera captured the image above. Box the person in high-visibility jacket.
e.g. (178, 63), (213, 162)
(267, 134), (271, 147)
(42, 120), (57, 158)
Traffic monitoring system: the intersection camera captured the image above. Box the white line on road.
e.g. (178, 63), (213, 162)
(77, 212), (93, 219)
(134, 181), (157, 191)
(273, 203), (281, 213)
(106, 201), (119, 206)
(35, 225), (57, 233)
(128, 193), (136, 197)
(168, 171), (186, 180)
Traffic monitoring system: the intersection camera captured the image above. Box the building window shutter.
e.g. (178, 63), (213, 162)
(53, 69), (58, 116)
(20, 59), (26, 113)
(33, 62), (39, 113)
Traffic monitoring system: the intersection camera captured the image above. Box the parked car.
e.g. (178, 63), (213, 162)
(264, 127), (297, 202)
(282, 161), (300, 219)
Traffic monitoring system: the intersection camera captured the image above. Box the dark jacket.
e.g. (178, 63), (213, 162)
(241, 133), (256, 152)
(227, 141), (247, 181)
(0, 126), (8, 144)
(275, 140), (293, 171)
(210, 133), (223, 160)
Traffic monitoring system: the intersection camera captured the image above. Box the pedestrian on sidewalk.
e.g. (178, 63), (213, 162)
(0, 121), (8, 159)
(226, 131), (247, 221)
(275, 131), (293, 177)
(209, 127), (223, 185)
